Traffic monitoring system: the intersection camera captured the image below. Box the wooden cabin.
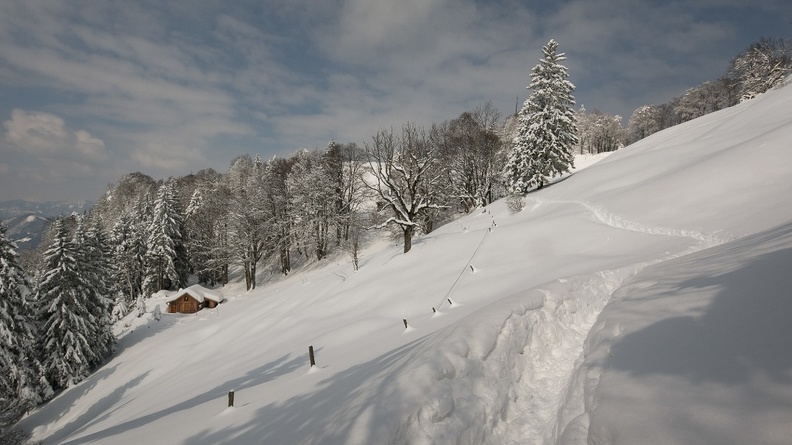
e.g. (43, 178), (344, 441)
(166, 284), (225, 314)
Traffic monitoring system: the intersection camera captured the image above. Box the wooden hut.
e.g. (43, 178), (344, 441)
(165, 284), (225, 314)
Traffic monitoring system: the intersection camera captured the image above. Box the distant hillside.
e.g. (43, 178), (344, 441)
(2, 213), (51, 251)
(0, 199), (92, 250)
(0, 199), (92, 220)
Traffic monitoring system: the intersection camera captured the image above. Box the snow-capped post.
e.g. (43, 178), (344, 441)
(403, 319), (408, 329)
(228, 390), (234, 407)
(309, 345), (316, 367)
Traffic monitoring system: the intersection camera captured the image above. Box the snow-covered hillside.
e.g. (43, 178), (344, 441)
(18, 81), (792, 445)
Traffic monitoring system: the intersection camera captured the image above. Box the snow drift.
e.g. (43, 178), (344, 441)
(17, 81), (792, 444)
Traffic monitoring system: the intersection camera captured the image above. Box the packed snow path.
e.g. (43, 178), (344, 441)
(396, 189), (746, 444)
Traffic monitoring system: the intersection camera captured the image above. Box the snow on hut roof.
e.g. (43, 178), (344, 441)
(165, 284), (224, 304)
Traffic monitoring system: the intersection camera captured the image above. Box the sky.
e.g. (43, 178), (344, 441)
(0, 0), (789, 203)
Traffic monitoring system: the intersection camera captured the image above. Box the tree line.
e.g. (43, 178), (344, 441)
(628, 36), (792, 143)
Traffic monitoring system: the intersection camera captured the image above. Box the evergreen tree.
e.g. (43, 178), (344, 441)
(505, 39), (578, 192)
(80, 216), (116, 363)
(36, 219), (95, 389)
(0, 223), (46, 425)
(143, 179), (186, 294)
(110, 208), (146, 303)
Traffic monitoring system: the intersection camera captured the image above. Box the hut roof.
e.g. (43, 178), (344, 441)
(165, 284), (224, 304)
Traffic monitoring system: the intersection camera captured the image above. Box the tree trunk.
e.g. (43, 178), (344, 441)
(280, 248), (290, 275)
(403, 225), (414, 253)
(244, 260), (252, 291)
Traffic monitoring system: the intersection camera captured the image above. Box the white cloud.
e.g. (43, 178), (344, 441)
(4, 109), (69, 155)
(0, 109), (115, 200)
(0, 0), (789, 202)
(4, 109), (107, 163)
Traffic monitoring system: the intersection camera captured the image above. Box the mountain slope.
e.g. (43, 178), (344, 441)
(0, 199), (92, 250)
(18, 81), (792, 444)
(1, 213), (51, 251)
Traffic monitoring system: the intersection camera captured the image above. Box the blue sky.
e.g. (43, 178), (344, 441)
(0, 0), (789, 202)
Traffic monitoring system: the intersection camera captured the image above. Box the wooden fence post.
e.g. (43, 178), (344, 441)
(309, 345), (316, 367)
(228, 390), (234, 407)
(403, 318), (408, 329)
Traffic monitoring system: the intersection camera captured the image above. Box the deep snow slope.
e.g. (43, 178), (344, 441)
(18, 82), (792, 445)
(558, 219), (792, 445)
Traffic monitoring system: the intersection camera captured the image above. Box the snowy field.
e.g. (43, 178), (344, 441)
(17, 80), (792, 444)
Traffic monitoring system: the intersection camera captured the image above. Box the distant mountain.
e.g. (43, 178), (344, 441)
(0, 199), (92, 220)
(0, 199), (92, 250)
(2, 213), (52, 251)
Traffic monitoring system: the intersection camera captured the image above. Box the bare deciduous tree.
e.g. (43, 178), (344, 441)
(362, 124), (446, 253)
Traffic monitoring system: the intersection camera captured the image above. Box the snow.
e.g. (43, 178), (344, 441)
(17, 83), (792, 444)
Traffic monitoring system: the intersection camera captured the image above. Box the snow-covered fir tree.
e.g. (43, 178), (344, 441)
(185, 187), (221, 285)
(80, 216), (116, 363)
(505, 39), (578, 192)
(143, 179), (187, 294)
(36, 219), (96, 389)
(110, 208), (146, 303)
(0, 223), (48, 426)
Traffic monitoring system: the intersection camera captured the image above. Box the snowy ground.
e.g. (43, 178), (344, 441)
(17, 80), (792, 444)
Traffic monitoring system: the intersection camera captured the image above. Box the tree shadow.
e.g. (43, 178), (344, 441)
(17, 364), (117, 430)
(56, 352), (307, 444)
(184, 337), (429, 445)
(36, 370), (150, 444)
(606, 221), (792, 385)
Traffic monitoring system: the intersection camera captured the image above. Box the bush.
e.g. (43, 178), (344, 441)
(506, 194), (525, 213)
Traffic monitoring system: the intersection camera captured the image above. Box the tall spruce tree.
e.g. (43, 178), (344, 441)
(505, 39), (578, 192)
(143, 179), (187, 294)
(81, 217), (116, 363)
(0, 223), (46, 426)
(37, 219), (95, 389)
(110, 207), (146, 303)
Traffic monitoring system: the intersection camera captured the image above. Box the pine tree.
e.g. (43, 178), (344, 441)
(143, 179), (186, 294)
(110, 208), (146, 303)
(36, 219), (95, 389)
(81, 216), (116, 363)
(0, 223), (46, 425)
(505, 39), (578, 192)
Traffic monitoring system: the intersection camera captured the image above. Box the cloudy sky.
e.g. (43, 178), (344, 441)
(0, 0), (789, 203)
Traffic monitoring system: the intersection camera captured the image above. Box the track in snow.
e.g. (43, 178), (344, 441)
(490, 198), (728, 444)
